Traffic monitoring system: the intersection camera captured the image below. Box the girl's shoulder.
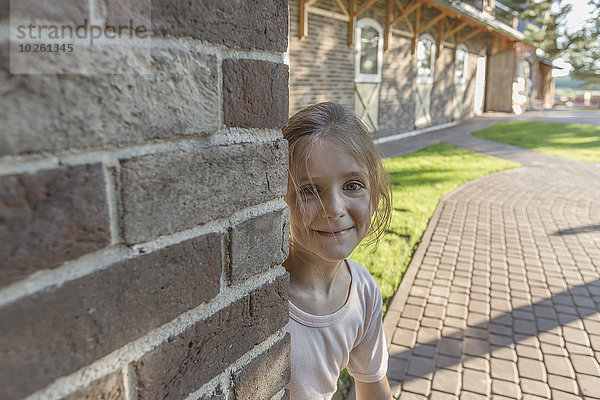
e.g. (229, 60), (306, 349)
(346, 258), (381, 297)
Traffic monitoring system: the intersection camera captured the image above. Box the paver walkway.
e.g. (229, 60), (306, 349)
(380, 111), (600, 399)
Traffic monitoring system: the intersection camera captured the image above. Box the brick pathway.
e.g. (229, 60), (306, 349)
(380, 112), (600, 399)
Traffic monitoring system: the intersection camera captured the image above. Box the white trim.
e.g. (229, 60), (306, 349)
(308, 6), (349, 22)
(354, 18), (384, 83)
(373, 121), (460, 145)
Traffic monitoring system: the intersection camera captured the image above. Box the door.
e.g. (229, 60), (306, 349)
(474, 56), (486, 115)
(355, 83), (380, 132)
(415, 35), (435, 128)
(485, 50), (515, 112)
(354, 18), (383, 133)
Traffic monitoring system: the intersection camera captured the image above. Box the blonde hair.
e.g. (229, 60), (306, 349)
(283, 102), (392, 248)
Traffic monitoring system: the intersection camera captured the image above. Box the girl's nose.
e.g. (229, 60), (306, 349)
(321, 189), (346, 219)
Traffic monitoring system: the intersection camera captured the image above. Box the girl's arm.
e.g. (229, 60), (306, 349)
(355, 376), (393, 400)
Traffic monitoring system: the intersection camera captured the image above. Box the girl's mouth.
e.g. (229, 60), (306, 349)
(314, 227), (352, 237)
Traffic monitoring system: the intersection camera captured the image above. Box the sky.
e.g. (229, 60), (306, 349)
(552, 0), (596, 76)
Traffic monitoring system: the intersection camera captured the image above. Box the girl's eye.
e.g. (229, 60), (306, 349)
(344, 181), (364, 191)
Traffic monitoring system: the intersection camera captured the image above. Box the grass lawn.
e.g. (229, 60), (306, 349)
(472, 121), (600, 163)
(333, 143), (518, 399)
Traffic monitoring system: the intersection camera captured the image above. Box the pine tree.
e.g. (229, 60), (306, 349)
(501, 0), (571, 60)
(565, 0), (600, 88)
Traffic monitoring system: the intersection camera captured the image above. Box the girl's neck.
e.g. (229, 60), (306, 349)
(283, 248), (347, 294)
(284, 247), (352, 315)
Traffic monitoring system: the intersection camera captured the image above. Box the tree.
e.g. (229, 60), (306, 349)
(502, 0), (600, 89)
(565, 0), (600, 88)
(501, 0), (571, 60)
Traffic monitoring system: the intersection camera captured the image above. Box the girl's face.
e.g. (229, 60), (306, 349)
(288, 139), (372, 263)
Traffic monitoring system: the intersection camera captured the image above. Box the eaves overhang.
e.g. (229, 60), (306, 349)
(427, 0), (537, 49)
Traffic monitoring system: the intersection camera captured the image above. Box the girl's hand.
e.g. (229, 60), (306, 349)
(355, 375), (393, 400)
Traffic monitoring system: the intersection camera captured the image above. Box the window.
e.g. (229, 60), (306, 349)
(355, 19), (383, 83)
(454, 44), (468, 84)
(416, 34), (435, 84)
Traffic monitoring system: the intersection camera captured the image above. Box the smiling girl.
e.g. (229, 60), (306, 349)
(283, 102), (393, 400)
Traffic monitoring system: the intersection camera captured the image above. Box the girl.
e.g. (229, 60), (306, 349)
(283, 102), (393, 400)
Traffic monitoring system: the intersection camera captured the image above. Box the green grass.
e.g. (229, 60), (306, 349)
(472, 121), (600, 163)
(333, 143), (518, 399)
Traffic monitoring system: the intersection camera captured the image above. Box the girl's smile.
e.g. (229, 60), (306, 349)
(314, 227), (353, 237)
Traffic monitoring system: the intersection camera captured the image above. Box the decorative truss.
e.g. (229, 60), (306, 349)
(297, 0), (535, 56)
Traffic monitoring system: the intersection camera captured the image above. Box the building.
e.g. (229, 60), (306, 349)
(289, 0), (556, 140)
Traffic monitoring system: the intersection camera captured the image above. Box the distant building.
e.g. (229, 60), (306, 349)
(289, 0), (556, 140)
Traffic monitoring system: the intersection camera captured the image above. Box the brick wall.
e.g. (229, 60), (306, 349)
(289, 0), (354, 114)
(0, 1), (291, 399)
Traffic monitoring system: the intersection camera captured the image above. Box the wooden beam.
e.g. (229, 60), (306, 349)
(385, 0), (393, 50)
(416, 11), (445, 35)
(442, 20), (468, 41)
(391, 0), (421, 26)
(335, 0), (349, 16)
(300, 0), (308, 39)
(436, 18), (444, 58)
(349, 0), (355, 46)
(456, 27), (482, 45)
(355, 0), (379, 16)
(411, 5), (420, 55)
(394, 0), (414, 33)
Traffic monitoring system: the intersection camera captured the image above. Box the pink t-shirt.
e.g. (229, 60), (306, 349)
(285, 258), (388, 399)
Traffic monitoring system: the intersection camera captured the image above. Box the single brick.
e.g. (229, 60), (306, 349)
(230, 208), (290, 283)
(223, 60), (289, 128)
(417, 327), (440, 344)
(135, 274), (288, 400)
(0, 50), (219, 155)
(62, 371), (124, 400)
(576, 374), (600, 398)
(0, 164), (110, 286)
(402, 377), (432, 397)
(407, 356), (435, 378)
(518, 359), (548, 387)
(149, 0), (287, 51)
(438, 337), (463, 357)
(547, 374), (578, 394)
(519, 378), (550, 398)
(120, 140), (288, 243)
(462, 369), (490, 395)
(402, 304), (425, 320)
(0, 234), (221, 400)
(431, 368), (460, 395)
(387, 357), (408, 382)
(544, 355), (574, 378)
(490, 358), (518, 382)
(392, 328), (417, 347)
(232, 333), (291, 400)
(491, 379), (521, 398)
(569, 354), (600, 375)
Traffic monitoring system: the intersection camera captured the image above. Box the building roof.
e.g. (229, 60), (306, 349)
(427, 0), (535, 47)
